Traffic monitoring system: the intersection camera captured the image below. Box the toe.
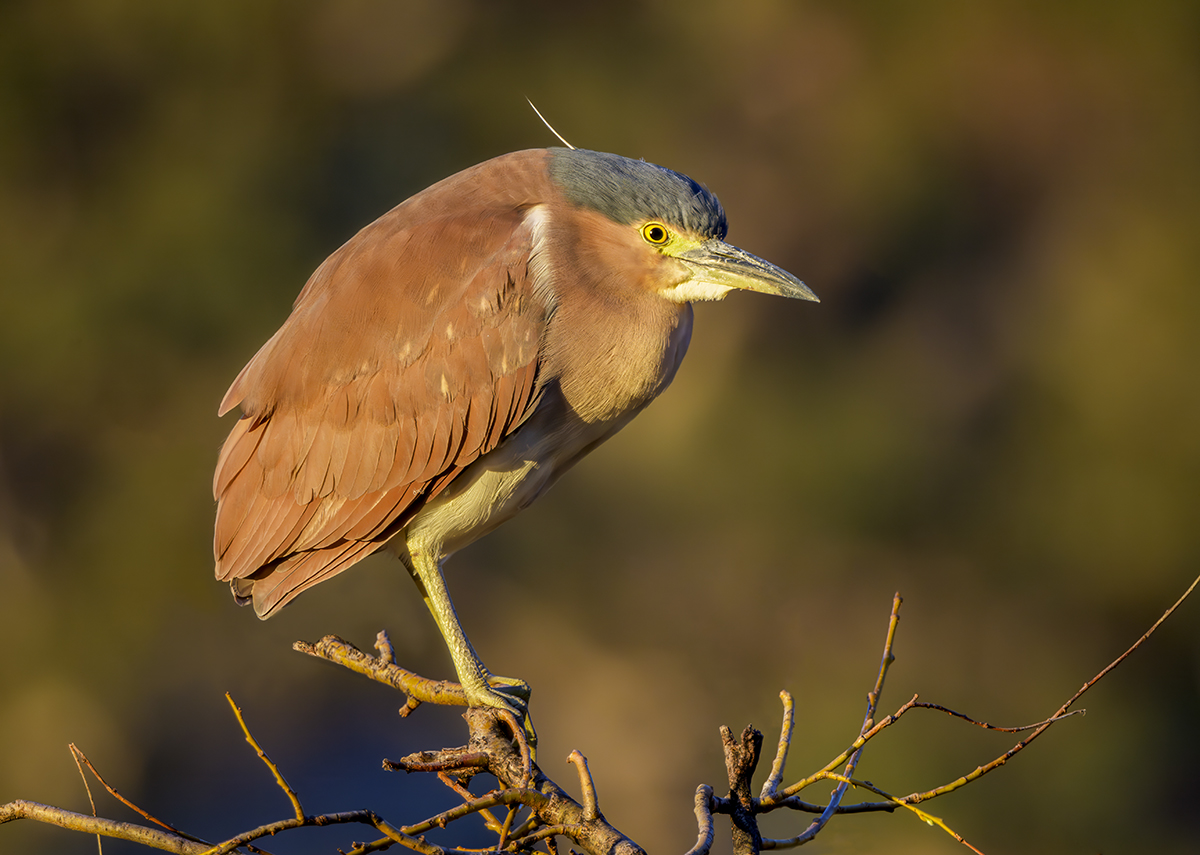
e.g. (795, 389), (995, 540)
(488, 675), (532, 701)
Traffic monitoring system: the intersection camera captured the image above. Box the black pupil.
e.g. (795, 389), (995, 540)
(648, 225), (664, 242)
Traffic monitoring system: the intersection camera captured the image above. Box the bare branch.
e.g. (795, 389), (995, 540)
(458, 708), (646, 855)
(294, 635), (467, 708)
(567, 750), (600, 822)
(7, 575), (1194, 855)
(867, 593), (904, 721)
(721, 725), (763, 855)
(0, 801), (211, 854)
(682, 785), (715, 855)
(386, 750), (491, 774)
(510, 824), (574, 846)
(294, 635), (647, 855)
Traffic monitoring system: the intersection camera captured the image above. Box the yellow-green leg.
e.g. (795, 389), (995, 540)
(401, 549), (535, 744)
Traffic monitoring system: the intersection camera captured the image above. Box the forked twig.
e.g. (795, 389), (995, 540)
(69, 744), (102, 855)
(69, 744), (210, 845)
(766, 769), (983, 853)
(437, 772), (503, 833)
(901, 571), (1200, 807)
(769, 593), (904, 847)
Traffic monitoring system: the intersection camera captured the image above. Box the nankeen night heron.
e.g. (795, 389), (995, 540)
(214, 147), (817, 720)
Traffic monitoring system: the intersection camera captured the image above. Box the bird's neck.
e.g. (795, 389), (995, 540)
(549, 298), (693, 425)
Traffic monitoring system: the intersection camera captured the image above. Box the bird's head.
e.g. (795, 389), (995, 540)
(548, 147), (818, 305)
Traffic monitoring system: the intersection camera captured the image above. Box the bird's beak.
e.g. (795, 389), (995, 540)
(678, 239), (818, 302)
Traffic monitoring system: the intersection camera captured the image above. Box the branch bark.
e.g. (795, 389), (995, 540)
(721, 725), (764, 855)
(0, 801), (211, 854)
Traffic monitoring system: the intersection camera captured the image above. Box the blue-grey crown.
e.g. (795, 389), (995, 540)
(548, 148), (728, 240)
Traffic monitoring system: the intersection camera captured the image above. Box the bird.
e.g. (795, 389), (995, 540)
(213, 146), (817, 722)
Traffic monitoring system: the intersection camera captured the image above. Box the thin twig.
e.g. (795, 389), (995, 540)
(343, 837), (395, 855)
(866, 593), (903, 727)
(225, 693), (304, 820)
(770, 692), (922, 805)
(913, 702), (1084, 732)
(510, 824), (576, 846)
(760, 692), (794, 799)
(495, 804), (520, 851)
(835, 592), (902, 789)
(769, 795), (896, 814)
(769, 689), (1080, 809)
(436, 773), (504, 835)
(69, 743), (102, 855)
(771, 576), (1200, 849)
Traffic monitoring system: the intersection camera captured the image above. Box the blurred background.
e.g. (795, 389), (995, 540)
(2, 2), (1198, 853)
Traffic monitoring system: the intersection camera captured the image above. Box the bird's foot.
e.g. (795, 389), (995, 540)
(463, 673), (537, 754)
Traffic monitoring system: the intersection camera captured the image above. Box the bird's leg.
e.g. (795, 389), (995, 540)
(401, 550), (534, 719)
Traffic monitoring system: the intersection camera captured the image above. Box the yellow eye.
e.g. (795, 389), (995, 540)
(641, 222), (670, 245)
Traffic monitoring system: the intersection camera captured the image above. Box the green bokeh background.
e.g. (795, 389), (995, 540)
(2, 2), (1198, 853)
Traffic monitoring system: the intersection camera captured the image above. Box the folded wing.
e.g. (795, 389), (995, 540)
(213, 203), (549, 617)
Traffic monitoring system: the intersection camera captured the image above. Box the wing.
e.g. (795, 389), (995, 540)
(213, 201), (550, 617)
